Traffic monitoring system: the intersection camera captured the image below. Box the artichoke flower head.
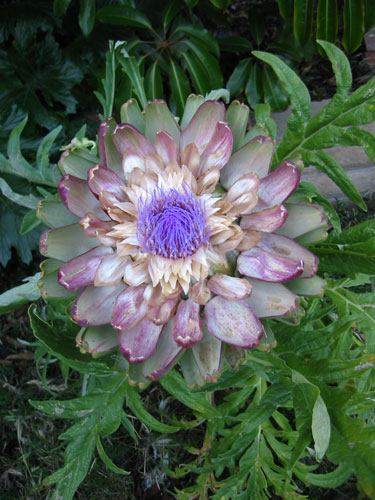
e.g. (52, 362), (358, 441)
(39, 96), (327, 386)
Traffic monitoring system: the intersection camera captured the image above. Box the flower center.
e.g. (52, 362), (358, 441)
(137, 185), (209, 259)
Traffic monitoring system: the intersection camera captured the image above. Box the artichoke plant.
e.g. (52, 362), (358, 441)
(38, 96), (327, 386)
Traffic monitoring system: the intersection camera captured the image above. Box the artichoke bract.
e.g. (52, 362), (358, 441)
(38, 97), (327, 385)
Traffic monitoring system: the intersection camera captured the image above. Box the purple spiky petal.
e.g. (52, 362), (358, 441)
(137, 185), (209, 259)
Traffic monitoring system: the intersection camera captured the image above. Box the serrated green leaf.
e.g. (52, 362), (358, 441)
(20, 209), (42, 234)
(96, 437), (130, 475)
(29, 307), (113, 375)
(161, 370), (221, 418)
(47, 432), (96, 500)
(0, 178), (40, 209)
(125, 380), (179, 433)
(254, 103), (277, 141)
(39, 375), (127, 500)
(302, 150), (366, 209)
(253, 50), (310, 150)
(0, 273), (41, 314)
(317, 40), (352, 96)
(118, 53), (147, 110)
(0, 204), (41, 266)
(293, 0), (314, 46)
(343, 0), (364, 53)
(307, 463), (353, 487)
(36, 125), (62, 177)
(325, 276), (375, 351)
(94, 41), (116, 119)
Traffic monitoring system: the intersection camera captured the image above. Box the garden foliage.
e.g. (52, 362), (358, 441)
(1, 35), (375, 499)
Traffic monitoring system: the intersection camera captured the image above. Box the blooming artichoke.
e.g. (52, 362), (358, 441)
(38, 97), (327, 385)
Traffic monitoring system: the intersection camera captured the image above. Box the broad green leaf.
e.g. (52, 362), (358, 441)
(227, 58), (251, 98)
(218, 36), (252, 52)
(249, 9), (264, 46)
(278, 0), (294, 19)
(312, 395), (331, 460)
(262, 66), (289, 111)
(293, 0), (314, 46)
(145, 62), (163, 101)
(292, 383), (319, 465)
(162, 1), (182, 31)
(79, 0), (96, 36)
(53, 0), (72, 16)
(364, 0), (375, 31)
(0, 273), (41, 314)
(181, 51), (211, 95)
(182, 39), (223, 89)
(169, 60), (190, 117)
(125, 380), (179, 433)
(317, 0), (338, 44)
(96, 5), (152, 29)
(245, 63), (263, 109)
(343, 0), (364, 53)
(176, 24), (220, 57)
(209, 0), (231, 10)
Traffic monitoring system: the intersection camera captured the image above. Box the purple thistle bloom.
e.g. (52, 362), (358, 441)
(38, 98), (327, 386)
(137, 185), (209, 259)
